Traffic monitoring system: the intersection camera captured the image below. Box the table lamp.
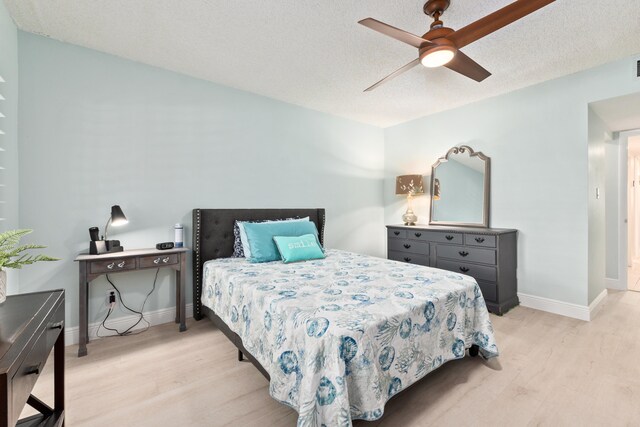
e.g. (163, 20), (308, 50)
(89, 205), (129, 255)
(396, 175), (424, 225)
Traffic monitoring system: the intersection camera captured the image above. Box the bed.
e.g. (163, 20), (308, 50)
(192, 208), (498, 426)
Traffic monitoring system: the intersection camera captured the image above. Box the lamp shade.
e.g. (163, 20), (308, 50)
(433, 178), (441, 200)
(110, 205), (128, 227)
(395, 175), (424, 196)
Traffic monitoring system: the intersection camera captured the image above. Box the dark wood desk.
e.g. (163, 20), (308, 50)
(0, 290), (65, 427)
(74, 247), (189, 357)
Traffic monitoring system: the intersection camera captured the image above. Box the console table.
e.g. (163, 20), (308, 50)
(74, 247), (189, 357)
(0, 290), (65, 427)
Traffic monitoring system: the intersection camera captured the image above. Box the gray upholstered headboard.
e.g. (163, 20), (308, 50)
(192, 208), (326, 320)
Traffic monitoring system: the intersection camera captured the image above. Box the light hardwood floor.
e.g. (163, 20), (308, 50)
(23, 290), (640, 426)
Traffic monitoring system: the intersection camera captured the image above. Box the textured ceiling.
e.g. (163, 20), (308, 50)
(5, 0), (640, 127)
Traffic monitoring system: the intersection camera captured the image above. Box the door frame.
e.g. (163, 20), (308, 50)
(619, 130), (640, 290)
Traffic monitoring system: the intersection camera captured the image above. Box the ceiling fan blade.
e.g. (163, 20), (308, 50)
(359, 18), (434, 49)
(444, 51), (491, 82)
(448, 0), (555, 49)
(364, 58), (421, 92)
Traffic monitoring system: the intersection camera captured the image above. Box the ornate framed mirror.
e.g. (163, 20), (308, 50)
(429, 145), (490, 228)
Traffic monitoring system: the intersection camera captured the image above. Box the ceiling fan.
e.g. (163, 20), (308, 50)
(359, 0), (555, 91)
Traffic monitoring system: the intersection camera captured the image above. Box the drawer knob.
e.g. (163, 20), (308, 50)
(459, 266), (470, 273)
(403, 244), (411, 249)
(414, 232), (422, 237)
(25, 365), (40, 376)
(117, 261), (126, 268)
(403, 257), (411, 262)
(154, 257), (161, 264)
(459, 251), (469, 257)
(50, 321), (64, 330)
(445, 235), (454, 241)
(393, 231), (400, 236)
(163, 257), (170, 263)
(475, 237), (485, 243)
(107, 262), (115, 270)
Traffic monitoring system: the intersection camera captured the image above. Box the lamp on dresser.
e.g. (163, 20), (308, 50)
(396, 174), (424, 226)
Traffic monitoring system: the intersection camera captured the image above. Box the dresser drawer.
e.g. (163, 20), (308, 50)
(90, 258), (136, 274)
(388, 239), (429, 254)
(138, 253), (179, 268)
(388, 228), (407, 239)
(436, 259), (497, 282)
(465, 234), (497, 248)
(477, 281), (498, 302)
(11, 329), (48, 422)
(424, 231), (463, 245)
(436, 245), (496, 265)
(406, 229), (428, 240)
(389, 251), (429, 266)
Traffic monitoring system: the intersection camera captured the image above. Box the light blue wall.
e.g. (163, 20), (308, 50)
(432, 159), (483, 223)
(384, 53), (640, 307)
(0, 1), (20, 294)
(17, 32), (385, 328)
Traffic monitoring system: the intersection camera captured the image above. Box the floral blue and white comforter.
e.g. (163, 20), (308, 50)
(202, 250), (498, 426)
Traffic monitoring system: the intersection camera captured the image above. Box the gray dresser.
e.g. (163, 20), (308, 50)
(386, 225), (518, 315)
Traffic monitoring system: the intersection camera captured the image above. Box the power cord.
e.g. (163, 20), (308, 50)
(97, 268), (160, 338)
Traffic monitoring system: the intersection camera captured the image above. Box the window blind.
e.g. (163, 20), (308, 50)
(0, 75), (6, 223)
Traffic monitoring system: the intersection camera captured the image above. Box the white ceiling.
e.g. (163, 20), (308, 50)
(5, 0), (640, 127)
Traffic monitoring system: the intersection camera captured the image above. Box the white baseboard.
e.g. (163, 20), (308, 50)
(589, 289), (608, 319)
(605, 277), (625, 291)
(518, 293), (589, 321)
(518, 290), (608, 321)
(65, 303), (193, 346)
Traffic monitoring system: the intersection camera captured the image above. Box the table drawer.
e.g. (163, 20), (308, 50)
(388, 239), (429, 254)
(90, 258), (137, 274)
(388, 228), (407, 239)
(389, 251), (429, 266)
(424, 232), (463, 245)
(436, 259), (497, 282)
(465, 234), (497, 248)
(11, 329), (48, 423)
(46, 298), (65, 351)
(436, 245), (496, 265)
(138, 253), (179, 268)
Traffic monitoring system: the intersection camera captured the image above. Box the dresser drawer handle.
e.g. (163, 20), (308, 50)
(153, 257), (161, 264)
(403, 257), (411, 262)
(459, 266), (470, 273)
(475, 237), (485, 243)
(403, 244), (411, 249)
(459, 251), (469, 257)
(50, 321), (64, 330)
(393, 231), (400, 236)
(107, 262), (115, 270)
(445, 235), (454, 241)
(25, 365), (40, 376)
(117, 261), (126, 268)
(414, 232), (422, 237)
(163, 257), (170, 263)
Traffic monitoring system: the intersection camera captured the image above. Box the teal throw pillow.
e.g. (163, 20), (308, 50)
(273, 234), (325, 264)
(243, 220), (320, 263)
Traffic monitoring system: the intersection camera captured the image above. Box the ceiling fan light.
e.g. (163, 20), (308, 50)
(420, 46), (456, 68)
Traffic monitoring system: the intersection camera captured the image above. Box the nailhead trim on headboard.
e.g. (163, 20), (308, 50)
(193, 209), (202, 320)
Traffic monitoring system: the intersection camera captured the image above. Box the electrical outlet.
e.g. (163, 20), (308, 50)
(107, 290), (116, 306)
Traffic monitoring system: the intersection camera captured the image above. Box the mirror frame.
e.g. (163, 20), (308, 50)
(429, 145), (491, 228)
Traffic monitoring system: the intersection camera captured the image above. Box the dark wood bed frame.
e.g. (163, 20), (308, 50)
(192, 208), (326, 380)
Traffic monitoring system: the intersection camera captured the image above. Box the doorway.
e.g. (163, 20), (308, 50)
(628, 136), (640, 291)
